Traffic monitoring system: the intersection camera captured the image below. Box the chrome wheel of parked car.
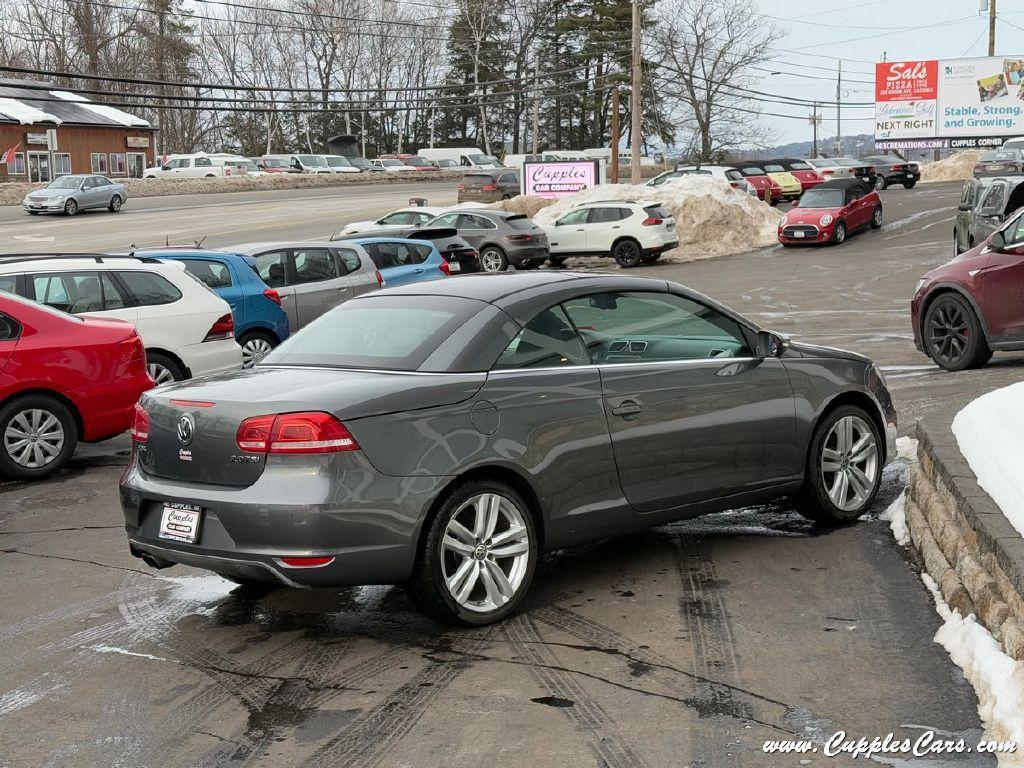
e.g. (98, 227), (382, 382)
(871, 207), (883, 229)
(831, 221), (846, 244)
(4, 408), (64, 469)
(240, 335), (274, 368)
(820, 415), (878, 513)
(64, 199), (77, 216)
(442, 492), (531, 613)
(109, 195), (122, 212)
(480, 247), (508, 273)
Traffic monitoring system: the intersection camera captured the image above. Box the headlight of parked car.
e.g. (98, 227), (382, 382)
(915, 277), (927, 294)
(819, 214), (833, 226)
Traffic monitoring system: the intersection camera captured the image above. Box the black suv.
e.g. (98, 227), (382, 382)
(860, 156), (921, 190)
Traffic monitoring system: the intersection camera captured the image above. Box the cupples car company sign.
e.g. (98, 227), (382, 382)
(522, 160), (599, 199)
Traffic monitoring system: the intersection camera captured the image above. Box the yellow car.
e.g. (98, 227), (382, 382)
(761, 163), (803, 199)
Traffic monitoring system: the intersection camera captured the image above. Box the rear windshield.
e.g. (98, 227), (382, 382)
(461, 174), (492, 185)
(763, 164), (784, 172)
(505, 215), (534, 230)
(981, 150), (1017, 161)
(787, 161), (811, 170)
(262, 295), (481, 371)
(643, 204), (672, 218)
(740, 167), (765, 175)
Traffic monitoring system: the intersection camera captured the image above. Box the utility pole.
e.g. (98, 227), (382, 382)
(610, 87), (620, 184)
(810, 103), (820, 158)
(531, 56), (540, 157)
(835, 60), (842, 156)
(630, 0), (642, 185)
(988, 0), (997, 56)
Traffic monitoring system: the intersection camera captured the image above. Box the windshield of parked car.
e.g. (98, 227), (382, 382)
(404, 157), (431, 166)
(262, 158), (287, 167)
(981, 150), (1018, 161)
(797, 188), (845, 208)
(763, 164), (785, 172)
(298, 155), (328, 167)
(47, 177), (83, 189)
(263, 295), (481, 370)
(324, 156), (352, 167)
(380, 159), (404, 167)
(467, 154), (493, 165)
(739, 167), (766, 176)
(787, 161), (812, 170)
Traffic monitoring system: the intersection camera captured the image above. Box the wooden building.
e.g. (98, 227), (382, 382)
(0, 79), (156, 183)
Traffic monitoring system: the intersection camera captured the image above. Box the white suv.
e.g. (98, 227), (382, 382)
(543, 201), (678, 268)
(0, 255), (242, 384)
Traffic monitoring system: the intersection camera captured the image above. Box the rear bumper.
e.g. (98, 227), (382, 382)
(119, 451), (449, 586)
(506, 245), (549, 265)
(177, 338), (243, 379)
(79, 374), (153, 441)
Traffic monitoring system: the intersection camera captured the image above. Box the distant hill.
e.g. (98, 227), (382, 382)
(746, 134), (876, 159)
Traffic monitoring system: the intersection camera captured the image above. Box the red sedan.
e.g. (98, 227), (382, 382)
(912, 207), (1024, 371)
(778, 178), (883, 246)
(0, 293), (152, 479)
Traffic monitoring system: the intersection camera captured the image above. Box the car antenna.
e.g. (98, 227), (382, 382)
(165, 235), (170, 247)
(195, 235), (207, 248)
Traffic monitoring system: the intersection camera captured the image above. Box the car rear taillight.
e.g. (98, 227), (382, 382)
(278, 556), (335, 567)
(130, 404), (149, 442)
(236, 412), (359, 454)
(263, 288), (281, 306)
(203, 313), (234, 342)
(374, 269), (384, 287)
(641, 217), (663, 226)
(439, 260), (451, 276)
(458, 184), (466, 191)
(482, 183), (498, 191)
(890, 164), (905, 171)
(506, 234), (532, 241)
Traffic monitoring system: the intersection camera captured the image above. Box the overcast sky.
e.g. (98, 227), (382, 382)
(754, 0), (1024, 145)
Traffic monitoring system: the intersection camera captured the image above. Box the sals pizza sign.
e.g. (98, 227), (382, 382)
(875, 60), (938, 101)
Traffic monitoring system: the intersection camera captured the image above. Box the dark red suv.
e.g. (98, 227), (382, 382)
(911, 207), (1024, 370)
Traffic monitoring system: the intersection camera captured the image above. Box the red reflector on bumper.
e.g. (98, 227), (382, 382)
(278, 556), (335, 568)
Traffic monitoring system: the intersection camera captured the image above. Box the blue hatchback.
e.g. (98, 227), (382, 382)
(136, 249), (291, 367)
(348, 237), (449, 286)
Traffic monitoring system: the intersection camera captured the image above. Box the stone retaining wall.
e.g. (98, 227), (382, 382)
(908, 420), (1024, 660)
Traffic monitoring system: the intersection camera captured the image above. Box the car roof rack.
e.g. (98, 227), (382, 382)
(0, 253), (163, 265)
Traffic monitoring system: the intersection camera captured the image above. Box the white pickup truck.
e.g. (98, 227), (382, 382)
(143, 153), (255, 179)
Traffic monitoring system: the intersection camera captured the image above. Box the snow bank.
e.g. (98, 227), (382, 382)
(952, 381), (1024, 538)
(880, 490), (910, 545)
(500, 177), (781, 261)
(923, 573), (1024, 759)
(920, 151), (982, 183)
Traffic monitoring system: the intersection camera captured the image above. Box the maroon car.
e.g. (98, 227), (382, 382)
(912, 207), (1024, 370)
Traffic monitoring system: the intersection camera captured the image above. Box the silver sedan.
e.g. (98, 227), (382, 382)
(22, 174), (128, 216)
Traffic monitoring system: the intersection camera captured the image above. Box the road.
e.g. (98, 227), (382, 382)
(0, 180), (1004, 767)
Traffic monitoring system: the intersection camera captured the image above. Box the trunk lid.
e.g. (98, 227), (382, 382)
(137, 366), (486, 486)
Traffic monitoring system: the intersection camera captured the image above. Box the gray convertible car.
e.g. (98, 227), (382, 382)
(121, 272), (897, 625)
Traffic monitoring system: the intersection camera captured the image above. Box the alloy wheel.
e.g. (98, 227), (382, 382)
(481, 249), (504, 272)
(927, 302), (970, 365)
(110, 196), (121, 212)
(820, 415), (878, 512)
(241, 337), (274, 368)
(441, 492), (531, 613)
(4, 409), (64, 469)
(147, 362), (176, 386)
(65, 199), (77, 216)
(872, 208), (883, 227)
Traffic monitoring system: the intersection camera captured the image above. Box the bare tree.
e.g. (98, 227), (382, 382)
(653, 0), (782, 161)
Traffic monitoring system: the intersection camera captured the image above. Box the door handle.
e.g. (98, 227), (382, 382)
(611, 400), (643, 419)
(612, 225), (620, 229)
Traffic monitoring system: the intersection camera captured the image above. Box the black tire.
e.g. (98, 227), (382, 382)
(517, 259), (540, 270)
(407, 479), (538, 626)
(794, 405), (883, 525)
(831, 221), (847, 245)
(875, 176), (887, 191)
(238, 330), (277, 369)
(479, 246), (508, 273)
(641, 251), (662, 263)
(903, 181), (916, 189)
(0, 395), (78, 480)
(64, 199), (78, 216)
(870, 206), (883, 229)
(922, 292), (992, 371)
(501, 194), (511, 200)
(146, 351), (187, 385)
(108, 195), (122, 213)
(548, 256), (567, 267)
(612, 238), (643, 268)
(769, 197), (779, 207)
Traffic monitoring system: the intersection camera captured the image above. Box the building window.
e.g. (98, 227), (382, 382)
(110, 153), (126, 175)
(90, 153), (108, 174)
(8, 152), (25, 175)
(54, 153), (71, 177)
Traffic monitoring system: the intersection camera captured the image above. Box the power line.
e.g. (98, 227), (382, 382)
(792, 15), (976, 51)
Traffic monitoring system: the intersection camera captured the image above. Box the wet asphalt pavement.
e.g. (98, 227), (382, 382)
(0, 181), (1011, 767)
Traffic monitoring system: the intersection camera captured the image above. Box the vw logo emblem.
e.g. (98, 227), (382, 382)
(176, 414), (195, 446)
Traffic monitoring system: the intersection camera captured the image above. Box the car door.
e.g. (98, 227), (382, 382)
(288, 247), (349, 327)
(583, 206), (627, 252)
(974, 180), (1007, 242)
(251, 250), (297, 328)
(457, 213), (496, 249)
(87, 176), (109, 209)
(335, 245), (377, 296)
(981, 210), (1024, 338)
(548, 208), (590, 253)
(561, 290), (797, 512)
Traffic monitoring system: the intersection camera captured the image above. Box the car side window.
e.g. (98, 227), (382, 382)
(335, 247), (361, 273)
(556, 209), (589, 226)
(35, 272), (104, 313)
(431, 213), (460, 227)
(363, 242), (409, 269)
(588, 207), (622, 224)
(254, 251), (287, 287)
(0, 275), (16, 295)
(0, 313), (19, 341)
(561, 291), (752, 363)
(115, 271), (183, 306)
(195, 157), (212, 167)
(291, 248), (339, 284)
(462, 214), (496, 230)
(381, 212), (414, 225)
(100, 273), (126, 310)
(1005, 211), (1024, 245)
(181, 259), (232, 289)
(32, 274), (70, 309)
(980, 184), (1004, 213)
(493, 306), (588, 370)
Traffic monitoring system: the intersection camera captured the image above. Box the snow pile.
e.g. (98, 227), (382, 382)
(880, 489), (910, 545)
(508, 178), (781, 261)
(0, 97), (61, 125)
(923, 574), (1024, 757)
(490, 195), (555, 218)
(952, 381), (1024, 538)
(920, 151), (982, 183)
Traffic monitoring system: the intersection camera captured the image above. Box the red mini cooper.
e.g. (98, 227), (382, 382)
(778, 178), (882, 246)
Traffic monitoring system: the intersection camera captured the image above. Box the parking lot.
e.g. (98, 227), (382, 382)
(0, 180), (1015, 767)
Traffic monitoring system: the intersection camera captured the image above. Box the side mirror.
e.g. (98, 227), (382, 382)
(161, 165), (171, 171)
(991, 230), (1007, 252)
(791, 199), (799, 207)
(757, 330), (789, 358)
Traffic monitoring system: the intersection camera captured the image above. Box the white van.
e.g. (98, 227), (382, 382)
(261, 154), (333, 174)
(418, 147), (503, 169)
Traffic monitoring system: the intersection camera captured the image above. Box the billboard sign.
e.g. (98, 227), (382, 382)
(522, 159), (599, 198)
(875, 56), (1024, 148)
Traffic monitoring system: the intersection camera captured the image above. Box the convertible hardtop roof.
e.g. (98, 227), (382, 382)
(815, 177), (869, 191)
